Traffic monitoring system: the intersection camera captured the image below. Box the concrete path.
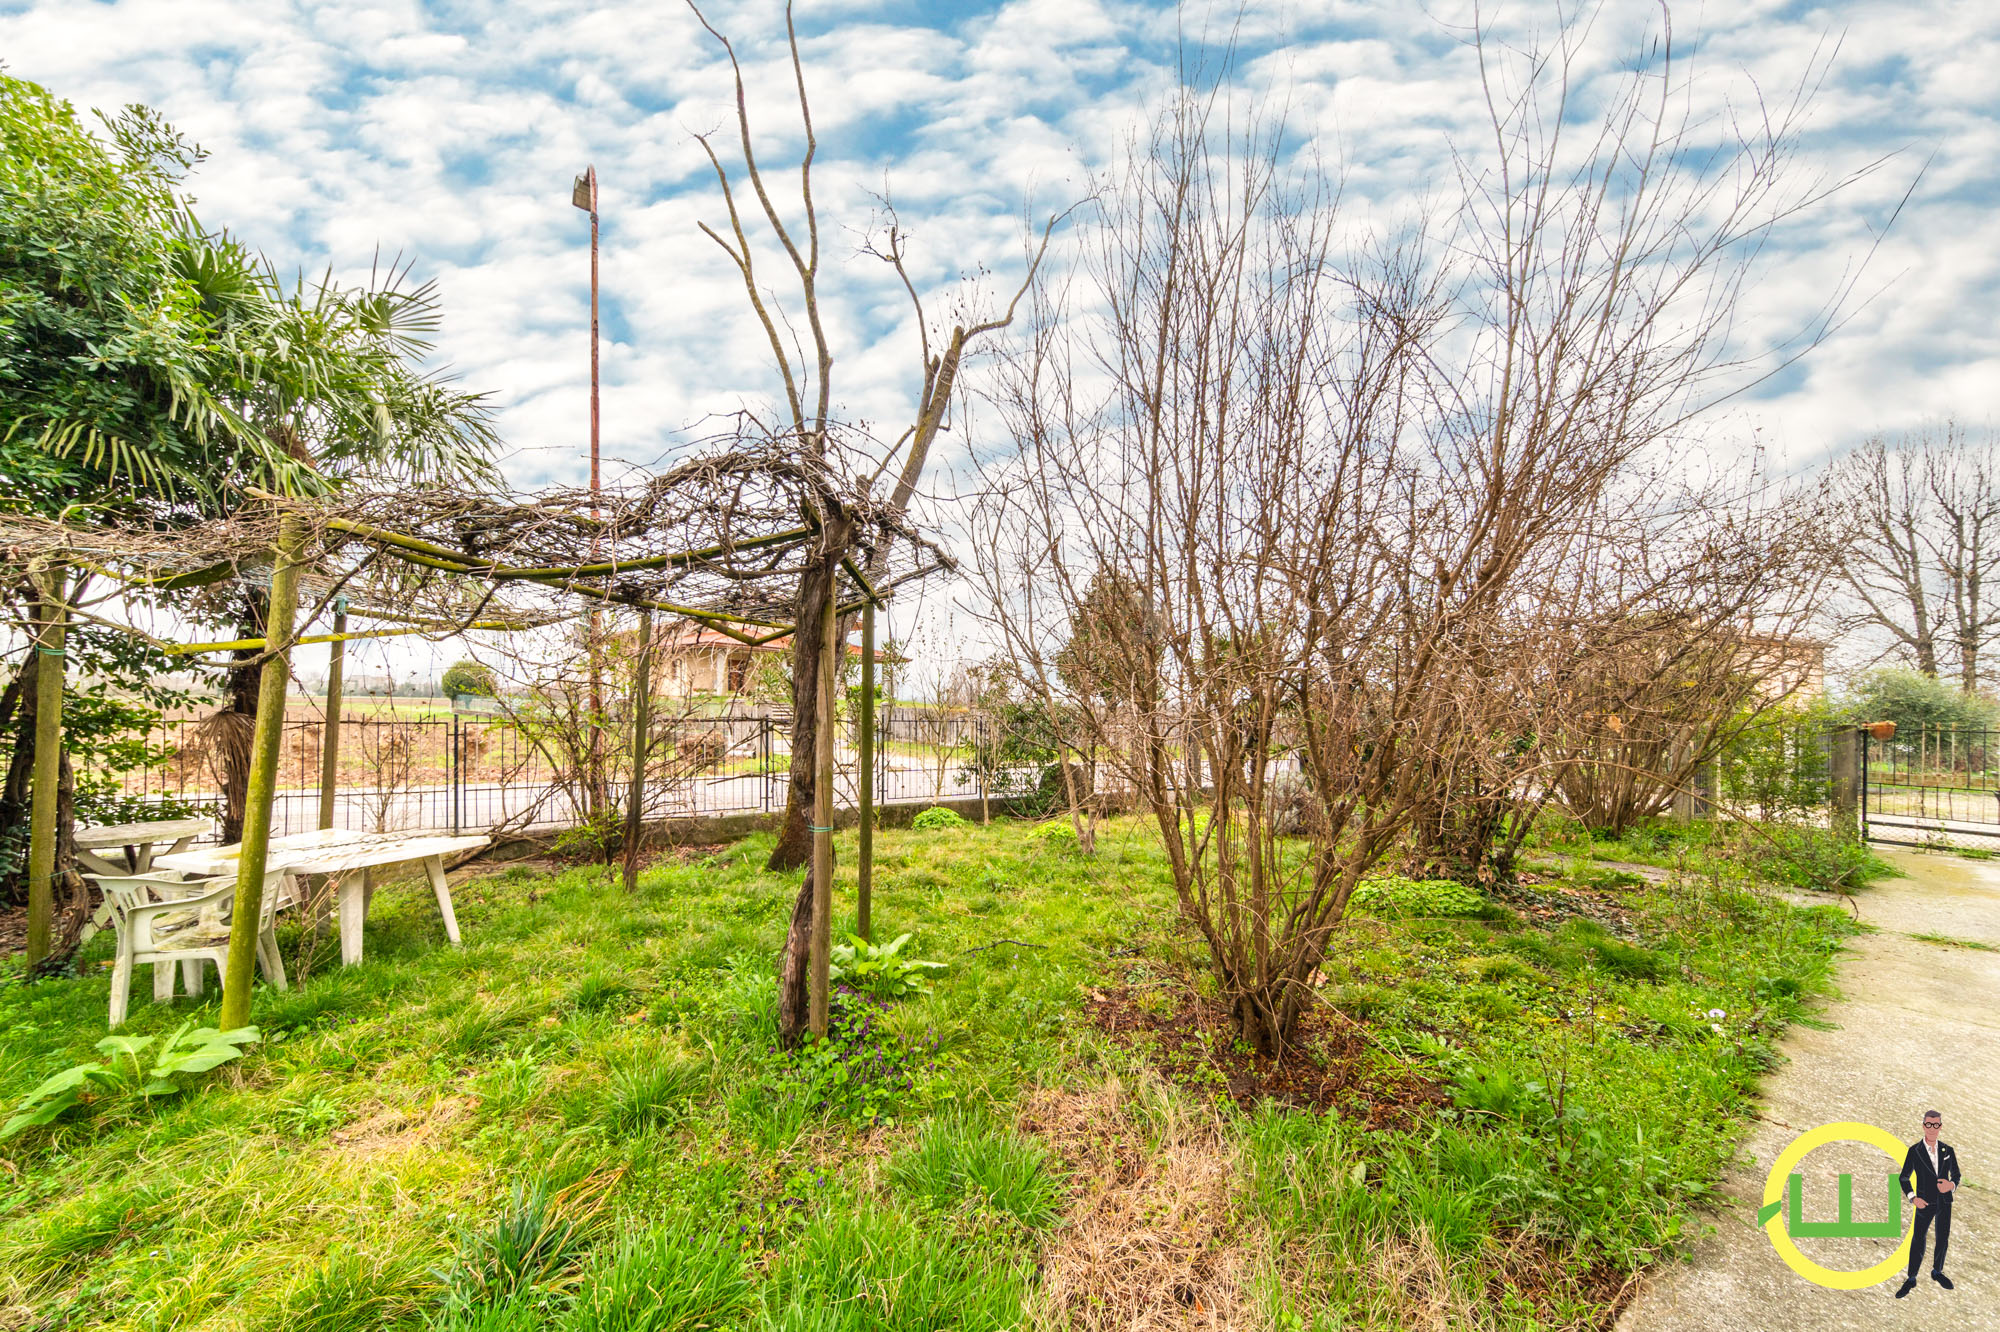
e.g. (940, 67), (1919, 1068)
(1619, 850), (2000, 1330)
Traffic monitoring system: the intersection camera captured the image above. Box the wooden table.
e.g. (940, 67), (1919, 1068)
(158, 828), (489, 966)
(74, 817), (216, 945)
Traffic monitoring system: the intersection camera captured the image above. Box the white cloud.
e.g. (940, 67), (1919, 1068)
(4, 0), (1996, 678)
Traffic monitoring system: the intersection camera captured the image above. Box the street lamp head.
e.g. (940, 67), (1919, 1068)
(572, 165), (597, 213)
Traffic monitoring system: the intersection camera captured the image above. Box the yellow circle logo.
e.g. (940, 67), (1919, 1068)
(1759, 1121), (1913, 1290)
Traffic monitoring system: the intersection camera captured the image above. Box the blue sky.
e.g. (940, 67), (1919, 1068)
(5, 0), (1997, 673)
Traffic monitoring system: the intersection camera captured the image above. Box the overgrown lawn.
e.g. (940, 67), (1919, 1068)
(0, 816), (1860, 1330)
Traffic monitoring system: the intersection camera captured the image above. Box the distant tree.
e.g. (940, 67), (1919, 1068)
(441, 660), (498, 700)
(1849, 668), (1997, 737)
(1830, 423), (2000, 692)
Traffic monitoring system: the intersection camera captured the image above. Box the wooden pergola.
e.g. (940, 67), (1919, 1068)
(6, 442), (948, 1034)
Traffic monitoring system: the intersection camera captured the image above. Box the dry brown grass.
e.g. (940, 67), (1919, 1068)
(1022, 1073), (1261, 1331)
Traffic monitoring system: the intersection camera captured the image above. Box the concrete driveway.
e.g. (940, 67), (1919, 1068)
(1618, 850), (2000, 1330)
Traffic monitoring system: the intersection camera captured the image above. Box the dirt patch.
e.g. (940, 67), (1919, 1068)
(1084, 984), (1446, 1126)
(326, 1094), (473, 1157)
(1482, 1229), (1639, 1331)
(1495, 872), (1650, 938)
(0, 904), (26, 961)
(1022, 1077), (1258, 1331)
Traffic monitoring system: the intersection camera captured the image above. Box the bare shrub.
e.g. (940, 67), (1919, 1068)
(973, 18), (1859, 1053)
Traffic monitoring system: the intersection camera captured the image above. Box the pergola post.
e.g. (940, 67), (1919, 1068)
(622, 610), (654, 892)
(857, 599), (875, 942)
(808, 584), (836, 1038)
(219, 516), (305, 1030)
(316, 600), (346, 831)
(24, 570), (66, 972)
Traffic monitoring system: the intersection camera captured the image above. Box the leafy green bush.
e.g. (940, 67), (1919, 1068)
(1025, 819), (1081, 853)
(829, 932), (948, 1000)
(2, 1022), (259, 1138)
(912, 807), (969, 832)
(1720, 699), (1839, 818)
(1348, 876), (1487, 919)
(1746, 823), (1893, 893)
(781, 1001), (932, 1125)
(1449, 1064), (1535, 1120)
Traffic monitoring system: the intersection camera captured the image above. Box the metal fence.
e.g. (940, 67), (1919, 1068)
(88, 709), (1031, 843)
(1863, 725), (2000, 850)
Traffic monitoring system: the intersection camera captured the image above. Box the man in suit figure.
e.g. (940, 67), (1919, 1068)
(1895, 1109), (1961, 1298)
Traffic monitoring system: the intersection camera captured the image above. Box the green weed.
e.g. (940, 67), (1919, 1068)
(560, 1222), (750, 1332)
(888, 1112), (1066, 1229)
(1907, 931), (2000, 952)
(603, 1057), (709, 1134)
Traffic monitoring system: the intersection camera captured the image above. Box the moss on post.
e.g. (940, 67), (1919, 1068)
(622, 611), (654, 893)
(857, 599), (875, 943)
(317, 603), (346, 831)
(809, 585), (836, 1038)
(24, 572), (66, 972)
(219, 516), (305, 1029)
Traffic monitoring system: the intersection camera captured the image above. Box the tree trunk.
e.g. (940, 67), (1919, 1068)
(776, 867), (815, 1048)
(766, 525), (850, 871)
(1916, 636), (1938, 678)
(0, 665), (32, 908)
(220, 642), (262, 844)
(220, 517), (304, 1029)
(1230, 989), (1283, 1059)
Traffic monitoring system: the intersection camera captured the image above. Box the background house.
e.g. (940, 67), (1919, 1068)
(652, 623), (903, 700)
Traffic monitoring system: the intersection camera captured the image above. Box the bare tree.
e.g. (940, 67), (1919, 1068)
(1831, 422), (2000, 692)
(685, 1), (1063, 875)
(972, 14), (1857, 1055)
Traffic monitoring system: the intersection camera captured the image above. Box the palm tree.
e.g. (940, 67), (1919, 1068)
(181, 243), (501, 838)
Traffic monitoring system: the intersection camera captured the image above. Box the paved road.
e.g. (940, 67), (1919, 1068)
(1618, 850), (2000, 1329)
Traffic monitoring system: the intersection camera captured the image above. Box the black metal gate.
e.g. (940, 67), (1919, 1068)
(1862, 725), (2000, 850)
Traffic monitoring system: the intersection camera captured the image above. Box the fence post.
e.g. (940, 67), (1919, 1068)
(450, 715), (462, 838)
(1830, 726), (1861, 841)
(317, 602), (346, 830)
(979, 714), (991, 825)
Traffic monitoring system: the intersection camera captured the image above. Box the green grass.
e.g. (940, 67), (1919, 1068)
(1907, 931), (2000, 952)
(1535, 813), (1897, 894)
(0, 815), (1863, 1329)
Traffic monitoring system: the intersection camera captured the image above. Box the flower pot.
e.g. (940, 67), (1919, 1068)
(1867, 720), (1897, 741)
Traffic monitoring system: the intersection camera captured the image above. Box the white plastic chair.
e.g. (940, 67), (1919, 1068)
(90, 870), (289, 1027)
